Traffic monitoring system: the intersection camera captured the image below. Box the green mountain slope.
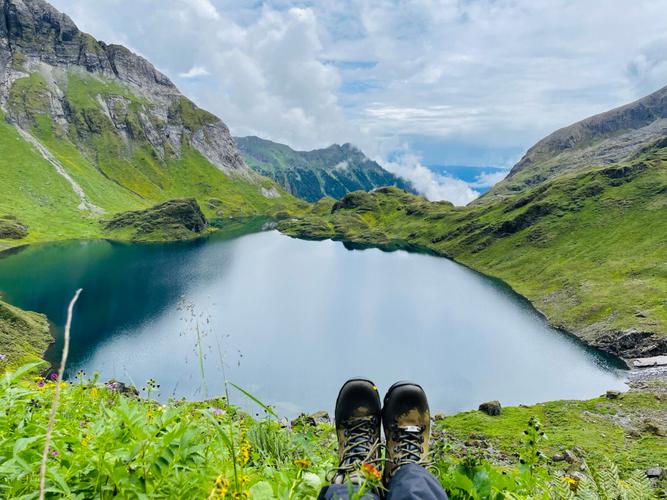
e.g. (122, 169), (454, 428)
(281, 105), (667, 360)
(235, 135), (415, 202)
(483, 84), (667, 201)
(0, 0), (302, 250)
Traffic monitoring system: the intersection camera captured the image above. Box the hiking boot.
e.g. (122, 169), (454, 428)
(332, 378), (382, 484)
(382, 381), (431, 482)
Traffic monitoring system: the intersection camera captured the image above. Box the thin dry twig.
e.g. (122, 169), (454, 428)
(38, 288), (83, 500)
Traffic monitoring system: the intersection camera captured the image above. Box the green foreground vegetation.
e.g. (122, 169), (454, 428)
(280, 145), (667, 358)
(0, 363), (664, 499)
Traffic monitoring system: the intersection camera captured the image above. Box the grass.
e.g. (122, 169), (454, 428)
(440, 390), (667, 474)
(0, 363), (662, 498)
(0, 301), (51, 370)
(280, 148), (667, 354)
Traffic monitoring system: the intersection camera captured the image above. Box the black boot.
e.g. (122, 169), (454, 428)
(332, 378), (382, 484)
(382, 381), (431, 484)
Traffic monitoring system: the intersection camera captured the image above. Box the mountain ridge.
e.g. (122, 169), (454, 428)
(482, 83), (667, 201)
(235, 135), (415, 202)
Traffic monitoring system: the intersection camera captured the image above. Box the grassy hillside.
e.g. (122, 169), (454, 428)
(235, 136), (414, 202)
(0, 301), (50, 370)
(280, 146), (667, 358)
(0, 363), (663, 498)
(0, 72), (305, 249)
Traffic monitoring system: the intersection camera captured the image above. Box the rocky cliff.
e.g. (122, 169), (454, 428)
(235, 136), (415, 202)
(0, 0), (248, 175)
(0, 0), (300, 247)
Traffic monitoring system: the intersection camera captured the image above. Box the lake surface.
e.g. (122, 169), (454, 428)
(0, 230), (627, 416)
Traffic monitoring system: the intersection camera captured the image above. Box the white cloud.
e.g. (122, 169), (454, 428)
(626, 37), (667, 95)
(48, 0), (667, 203)
(470, 170), (509, 189)
(178, 66), (210, 79)
(382, 154), (479, 206)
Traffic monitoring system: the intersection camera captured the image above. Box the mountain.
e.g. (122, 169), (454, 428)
(234, 136), (415, 202)
(281, 87), (667, 360)
(483, 84), (667, 200)
(0, 0), (299, 248)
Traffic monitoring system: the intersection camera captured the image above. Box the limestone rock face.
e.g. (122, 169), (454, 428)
(0, 0), (250, 175)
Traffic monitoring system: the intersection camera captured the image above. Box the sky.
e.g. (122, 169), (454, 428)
(49, 0), (667, 204)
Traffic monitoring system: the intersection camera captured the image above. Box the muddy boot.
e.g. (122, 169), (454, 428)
(332, 378), (382, 485)
(382, 381), (431, 484)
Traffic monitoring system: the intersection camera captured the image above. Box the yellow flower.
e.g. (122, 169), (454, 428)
(239, 441), (251, 466)
(209, 475), (229, 499)
(562, 476), (579, 491)
(90, 387), (98, 398)
(80, 436), (90, 447)
(294, 459), (311, 468)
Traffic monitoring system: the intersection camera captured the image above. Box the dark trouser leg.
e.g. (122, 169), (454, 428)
(386, 463), (448, 500)
(318, 484), (380, 500)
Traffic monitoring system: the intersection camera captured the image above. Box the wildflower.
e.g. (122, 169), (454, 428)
(90, 387), (98, 398)
(562, 476), (579, 490)
(361, 463), (382, 482)
(209, 407), (224, 416)
(50, 450), (59, 458)
(294, 458), (311, 468)
(209, 475), (229, 499)
(50, 373), (58, 381)
(81, 436), (90, 447)
(37, 379), (46, 388)
(239, 440), (251, 466)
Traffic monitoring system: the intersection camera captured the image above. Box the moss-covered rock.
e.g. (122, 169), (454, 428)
(0, 215), (28, 240)
(103, 198), (208, 240)
(0, 300), (51, 369)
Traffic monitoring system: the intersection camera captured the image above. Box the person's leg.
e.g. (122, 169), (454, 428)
(386, 463), (447, 499)
(382, 381), (448, 499)
(317, 378), (383, 500)
(318, 483), (379, 500)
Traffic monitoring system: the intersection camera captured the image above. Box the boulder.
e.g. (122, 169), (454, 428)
(105, 379), (139, 397)
(605, 390), (621, 399)
(308, 410), (330, 425)
(646, 467), (664, 479)
(0, 215), (28, 239)
(433, 412), (446, 422)
(643, 419), (666, 437)
(291, 410), (330, 427)
(478, 400), (502, 416)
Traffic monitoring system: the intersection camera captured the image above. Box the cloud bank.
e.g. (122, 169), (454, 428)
(49, 0), (667, 203)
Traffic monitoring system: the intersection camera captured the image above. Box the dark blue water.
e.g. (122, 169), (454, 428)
(0, 230), (626, 416)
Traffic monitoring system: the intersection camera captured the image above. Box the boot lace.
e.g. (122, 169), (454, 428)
(388, 425), (431, 473)
(330, 416), (381, 481)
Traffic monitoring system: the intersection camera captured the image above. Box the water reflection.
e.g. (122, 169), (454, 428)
(0, 230), (627, 416)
